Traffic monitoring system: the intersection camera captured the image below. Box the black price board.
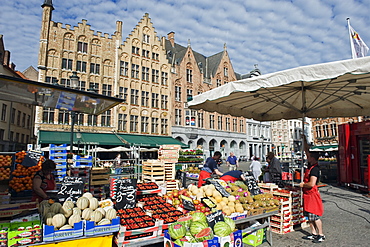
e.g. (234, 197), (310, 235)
(21, 150), (43, 167)
(180, 195), (195, 211)
(57, 177), (85, 202)
(113, 178), (137, 210)
(244, 171), (262, 196)
(206, 210), (224, 229)
(207, 180), (230, 197)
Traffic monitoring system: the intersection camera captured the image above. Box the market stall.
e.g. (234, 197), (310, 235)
(0, 145), (308, 247)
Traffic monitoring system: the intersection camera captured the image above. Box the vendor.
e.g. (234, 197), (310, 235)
(198, 151), (223, 187)
(32, 159), (56, 202)
(220, 170), (246, 183)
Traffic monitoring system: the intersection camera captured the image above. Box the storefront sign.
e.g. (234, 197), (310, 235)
(113, 178), (137, 210)
(58, 177), (85, 202)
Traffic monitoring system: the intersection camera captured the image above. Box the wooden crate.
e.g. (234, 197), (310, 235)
(165, 181), (179, 192)
(142, 160), (165, 183)
(164, 163), (176, 181)
(90, 168), (110, 186)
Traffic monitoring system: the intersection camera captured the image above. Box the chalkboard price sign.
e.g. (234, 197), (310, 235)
(113, 178), (137, 210)
(58, 177), (85, 202)
(21, 150), (43, 167)
(244, 171), (262, 196)
(206, 210), (224, 229)
(207, 180), (230, 197)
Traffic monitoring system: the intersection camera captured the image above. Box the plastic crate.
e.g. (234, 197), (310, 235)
(49, 144), (68, 150)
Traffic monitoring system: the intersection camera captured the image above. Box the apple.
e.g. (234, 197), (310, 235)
(173, 192), (179, 198)
(193, 199), (200, 205)
(205, 207), (211, 212)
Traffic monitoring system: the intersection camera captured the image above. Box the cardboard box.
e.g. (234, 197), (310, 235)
(43, 221), (83, 242)
(8, 220), (41, 247)
(84, 217), (119, 236)
(164, 230), (220, 247)
(242, 228), (265, 246)
(0, 222), (10, 247)
(216, 230), (242, 247)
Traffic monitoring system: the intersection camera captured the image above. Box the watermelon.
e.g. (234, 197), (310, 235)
(168, 223), (186, 240)
(224, 216), (236, 231)
(185, 231), (197, 243)
(192, 212), (207, 223)
(177, 216), (193, 229)
(174, 239), (184, 246)
(214, 221), (232, 237)
(189, 221), (208, 236)
(194, 227), (214, 242)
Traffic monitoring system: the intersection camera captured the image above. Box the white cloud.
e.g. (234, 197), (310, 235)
(1, 0), (370, 75)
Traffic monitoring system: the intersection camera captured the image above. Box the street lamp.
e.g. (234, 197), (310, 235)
(260, 135), (264, 161)
(69, 72), (79, 154)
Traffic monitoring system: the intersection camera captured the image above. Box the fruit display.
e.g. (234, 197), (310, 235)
(0, 154), (12, 180)
(167, 211), (236, 245)
(137, 182), (158, 190)
(9, 152), (44, 193)
(39, 192), (116, 230)
(117, 207), (156, 230)
(184, 182), (279, 216)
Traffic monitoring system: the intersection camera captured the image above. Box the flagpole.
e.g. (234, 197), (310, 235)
(347, 18), (355, 59)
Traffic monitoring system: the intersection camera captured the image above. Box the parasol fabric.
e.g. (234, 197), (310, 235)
(188, 57), (370, 121)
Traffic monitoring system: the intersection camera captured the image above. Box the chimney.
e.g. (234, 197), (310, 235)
(4, 50), (10, 66)
(167, 31), (175, 47)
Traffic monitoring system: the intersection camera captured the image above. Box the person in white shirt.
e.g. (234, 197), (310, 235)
(250, 157), (262, 182)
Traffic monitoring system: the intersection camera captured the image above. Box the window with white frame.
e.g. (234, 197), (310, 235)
(130, 115), (138, 132)
(102, 84), (112, 96)
(90, 63), (100, 74)
(161, 72), (168, 85)
(198, 112), (204, 128)
(130, 89), (139, 105)
(77, 41), (88, 53)
(218, 116), (223, 130)
(210, 115), (215, 129)
(151, 117), (159, 133)
(58, 110), (69, 124)
(161, 95), (168, 109)
(76, 61), (87, 72)
(118, 114), (127, 131)
(175, 86), (181, 101)
(175, 109), (182, 125)
(186, 68), (193, 83)
(152, 93), (159, 108)
(87, 114), (97, 126)
(142, 66), (149, 81)
(141, 91), (149, 107)
(62, 58), (73, 70)
(42, 108), (54, 123)
(119, 87), (128, 103)
(101, 110), (111, 127)
(131, 64), (139, 78)
(152, 69), (159, 83)
(161, 118), (168, 134)
(143, 34), (150, 43)
(120, 61), (129, 76)
(141, 116), (149, 133)
(132, 46), (140, 55)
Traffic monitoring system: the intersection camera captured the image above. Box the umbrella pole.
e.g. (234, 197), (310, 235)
(301, 115), (305, 182)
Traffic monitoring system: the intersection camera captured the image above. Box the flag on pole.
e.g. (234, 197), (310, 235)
(347, 19), (369, 58)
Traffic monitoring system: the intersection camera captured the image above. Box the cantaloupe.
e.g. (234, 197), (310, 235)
(82, 192), (93, 200)
(60, 224), (73, 230)
(63, 200), (74, 209)
(72, 207), (82, 216)
(98, 219), (111, 225)
(90, 210), (103, 223)
(95, 207), (106, 217)
(49, 203), (62, 214)
(45, 212), (55, 226)
(77, 197), (89, 210)
(228, 195), (236, 202)
(82, 208), (93, 220)
(214, 196), (223, 203)
(52, 214), (66, 228)
(68, 214), (81, 227)
(205, 189), (213, 197)
(89, 198), (99, 210)
(61, 205), (73, 218)
(105, 208), (117, 220)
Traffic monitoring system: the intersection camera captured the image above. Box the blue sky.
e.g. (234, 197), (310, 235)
(1, 0), (370, 75)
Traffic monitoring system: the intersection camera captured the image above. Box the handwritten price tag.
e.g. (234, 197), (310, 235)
(244, 171), (261, 196)
(58, 177), (85, 202)
(113, 178), (137, 210)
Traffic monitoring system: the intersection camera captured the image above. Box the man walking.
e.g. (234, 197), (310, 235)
(226, 152), (238, 171)
(300, 135), (325, 243)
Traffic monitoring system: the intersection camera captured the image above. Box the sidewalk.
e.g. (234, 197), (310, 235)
(259, 184), (370, 246)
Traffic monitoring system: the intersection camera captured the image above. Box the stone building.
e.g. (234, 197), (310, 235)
(311, 117), (362, 149)
(36, 1), (172, 144)
(0, 35), (36, 151)
(165, 34), (249, 157)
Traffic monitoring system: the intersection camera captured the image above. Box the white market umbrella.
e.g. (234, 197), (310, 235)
(88, 147), (110, 152)
(189, 57), (370, 182)
(188, 57), (370, 121)
(108, 146), (132, 152)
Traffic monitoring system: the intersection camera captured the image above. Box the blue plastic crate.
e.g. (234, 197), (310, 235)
(74, 162), (93, 167)
(49, 144), (68, 151)
(50, 149), (68, 155)
(54, 162), (67, 169)
(56, 174), (67, 182)
(55, 168), (67, 175)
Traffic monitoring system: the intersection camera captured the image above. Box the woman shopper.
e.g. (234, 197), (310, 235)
(250, 157), (262, 182)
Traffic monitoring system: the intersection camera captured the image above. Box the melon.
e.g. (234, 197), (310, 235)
(90, 210), (103, 223)
(82, 192), (93, 199)
(45, 212), (55, 226)
(177, 216), (193, 229)
(214, 221), (232, 237)
(77, 197), (89, 210)
(49, 203), (62, 214)
(61, 205), (73, 218)
(52, 214), (66, 228)
(89, 198), (99, 210)
(168, 223), (186, 240)
(194, 227), (214, 242)
(82, 208), (93, 220)
(224, 216), (236, 231)
(191, 212), (207, 223)
(95, 207), (106, 217)
(59, 224), (73, 230)
(228, 195), (236, 202)
(205, 189), (213, 197)
(189, 221), (208, 236)
(68, 214), (81, 227)
(214, 196), (223, 203)
(105, 208), (117, 220)
(72, 207), (82, 216)
(98, 219), (111, 225)
(63, 200), (74, 209)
